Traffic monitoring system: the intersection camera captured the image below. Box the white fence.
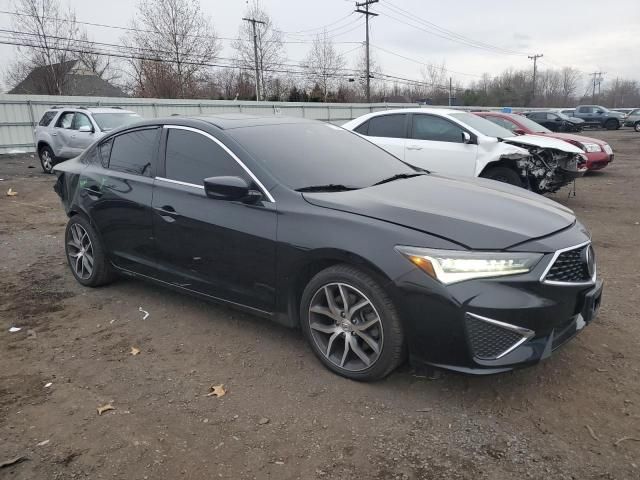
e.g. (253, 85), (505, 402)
(0, 94), (432, 154)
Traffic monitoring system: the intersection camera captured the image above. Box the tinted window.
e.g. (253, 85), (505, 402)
(73, 113), (92, 130)
(39, 111), (56, 126)
(510, 115), (551, 133)
(56, 112), (74, 129)
(107, 128), (159, 177)
(546, 113), (558, 120)
(484, 116), (518, 133)
(165, 129), (247, 186)
(99, 138), (113, 168)
(411, 115), (464, 142)
(367, 114), (406, 138)
(353, 121), (369, 135)
(579, 106), (593, 114)
(529, 112), (544, 120)
(227, 123), (416, 190)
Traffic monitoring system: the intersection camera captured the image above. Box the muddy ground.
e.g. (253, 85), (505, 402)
(1, 129), (639, 480)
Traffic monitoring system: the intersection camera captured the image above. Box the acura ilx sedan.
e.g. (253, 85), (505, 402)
(53, 115), (603, 381)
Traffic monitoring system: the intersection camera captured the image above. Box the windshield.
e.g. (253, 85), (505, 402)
(228, 123), (417, 190)
(450, 112), (514, 138)
(509, 114), (552, 133)
(93, 113), (142, 131)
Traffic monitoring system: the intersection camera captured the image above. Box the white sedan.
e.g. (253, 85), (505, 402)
(342, 108), (586, 195)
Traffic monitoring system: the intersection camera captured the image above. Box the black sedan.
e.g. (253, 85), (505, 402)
(53, 115), (603, 380)
(525, 111), (585, 132)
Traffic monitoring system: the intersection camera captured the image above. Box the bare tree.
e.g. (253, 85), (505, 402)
(354, 47), (380, 100)
(560, 67), (581, 105)
(6, 0), (81, 94)
(303, 30), (346, 102)
(124, 0), (221, 98)
(421, 62), (448, 103)
(233, 0), (285, 100)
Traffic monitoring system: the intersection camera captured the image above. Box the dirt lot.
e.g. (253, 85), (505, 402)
(1, 129), (639, 480)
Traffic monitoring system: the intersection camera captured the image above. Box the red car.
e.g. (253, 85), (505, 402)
(474, 112), (614, 171)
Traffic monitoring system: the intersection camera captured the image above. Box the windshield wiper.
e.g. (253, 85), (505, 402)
(373, 172), (426, 186)
(296, 184), (359, 192)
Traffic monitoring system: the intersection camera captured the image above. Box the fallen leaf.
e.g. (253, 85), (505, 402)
(6, 188), (18, 196)
(36, 440), (50, 447)
(97, 404), (115, 415)
(206, 384), (226, 398)
(130, 346), (140, 356)
(44, 382), (52, 388)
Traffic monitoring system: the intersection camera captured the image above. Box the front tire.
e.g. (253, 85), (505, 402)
(604, 119), (619, 130)
(300, 264), (405, 381)
(481, 166), (523, 188)
(65, 215), (116, 287)
(635, 122), (640, 133)
(39, 145), (56, 174)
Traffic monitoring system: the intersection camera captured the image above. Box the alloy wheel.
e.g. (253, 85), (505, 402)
(308, 282), (383, 372)
(66, 223), (94, 280)
(41, 150), (52, 171)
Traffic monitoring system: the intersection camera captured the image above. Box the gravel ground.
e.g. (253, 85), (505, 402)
(1, 129), (639, 480)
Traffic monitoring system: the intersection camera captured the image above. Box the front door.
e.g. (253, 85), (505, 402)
(358, 113), (407, 160)
(81, 127), (160, 275)
(152, 126), (277, 313)
(405, 114), (477, 176)
(52, 111), (76, 158)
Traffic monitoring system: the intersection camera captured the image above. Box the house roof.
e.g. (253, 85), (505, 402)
(8, 60), (126, 97)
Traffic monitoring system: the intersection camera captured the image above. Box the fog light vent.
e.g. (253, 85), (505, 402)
(465, 313), (534, 360)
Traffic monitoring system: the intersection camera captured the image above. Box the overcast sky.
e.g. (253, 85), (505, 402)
(1, 0), (639, 91)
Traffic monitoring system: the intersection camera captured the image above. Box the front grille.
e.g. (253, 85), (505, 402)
(545, 245), (593, 283)
(465, 314), (529, 360)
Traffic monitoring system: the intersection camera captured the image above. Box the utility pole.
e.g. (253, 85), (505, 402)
(528, 54), (543, 104)
(243, 17), (266, 101)
(355, 0), (378, 103)
(448, 77), (453, 106)
(590, 71), (605, 103)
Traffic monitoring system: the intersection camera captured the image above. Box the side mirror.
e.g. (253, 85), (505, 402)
(513, 128), (526, 135)
(555, 117), (562, 121)
(596, 110), (603, 114)
(462, 132), (472, 144)
(78, 125), (93, 133)
(203, 176), (261, 203)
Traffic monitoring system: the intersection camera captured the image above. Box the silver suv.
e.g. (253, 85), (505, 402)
(35, 107), (141, 173)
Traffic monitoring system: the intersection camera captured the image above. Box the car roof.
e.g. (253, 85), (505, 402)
(49, 107), (138, 114)
(121, 113), (320, 131)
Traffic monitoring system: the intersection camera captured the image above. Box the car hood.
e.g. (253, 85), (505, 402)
(302, 174), (575, 250)
(543, 132), (608, 146)
(502, 134), (584, 153)
(566, 117), (585, 124)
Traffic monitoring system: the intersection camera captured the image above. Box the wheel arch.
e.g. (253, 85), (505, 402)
(280, 249), (394, 329)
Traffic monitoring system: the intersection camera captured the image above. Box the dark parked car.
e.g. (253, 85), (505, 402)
(572, 105), (624, 130)
(53, 115), (603, 380)
(525, 111), (585, 132)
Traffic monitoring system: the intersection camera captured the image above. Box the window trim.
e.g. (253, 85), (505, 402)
(102, 126), (160, 178)
(160, 125), (275, 203)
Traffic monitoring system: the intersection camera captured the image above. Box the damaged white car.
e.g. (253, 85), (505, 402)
(342, 108), (586, 194)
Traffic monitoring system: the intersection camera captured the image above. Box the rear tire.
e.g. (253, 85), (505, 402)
(65, 215), (116, 287)
(300, 264), (405, 381)
(38, 145), (55, 174)
(635, 122), (640, 133)
(480, 166), (523, 188)
(604, 119), (619, 130)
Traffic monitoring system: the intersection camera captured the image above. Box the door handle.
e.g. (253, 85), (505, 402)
(83, 186), (102, 198)
(407, 145), (423, 150)
(51, 132), (57, 136)
(159, 205), (176, 213)
(157, 205), (177, 223)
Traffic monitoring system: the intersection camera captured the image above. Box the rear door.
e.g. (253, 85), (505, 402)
(81, 127), (160, 275)
(52, 111), (76, 158)
(404, 113), (477, 176)
(356, 113), (407, 159)
(152, 126), (277, 312)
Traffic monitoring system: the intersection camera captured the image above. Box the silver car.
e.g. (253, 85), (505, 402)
(622, 108), (640, 131)
(35, 107), (141, 173)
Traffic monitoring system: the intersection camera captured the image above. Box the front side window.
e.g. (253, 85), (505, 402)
(579, 107), (594, 114)
(546, 113), (559, 120)
(56, 112), (74, 129)
(39, 111), (56, 126)
(107, 128), (159, 177)
(73, 113), (93, 130)
(367, 114), (406, 138)
(411, 115), (464, 143)
(165, 129), (247, 186)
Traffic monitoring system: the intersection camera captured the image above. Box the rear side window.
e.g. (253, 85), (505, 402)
(353, 121), (369, 135)
(99, 138), (113, 168)
(107, 128), (159, 177)
(165, 129), (247, 186)
(367, 114), (406, 138)
(39, 111), (57, 126)
(579, 106), (593, 114)
(411, 115), (464, 143)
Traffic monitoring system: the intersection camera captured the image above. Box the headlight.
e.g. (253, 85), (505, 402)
(396, 246), (543, 285)
(581, 143), (601, 153)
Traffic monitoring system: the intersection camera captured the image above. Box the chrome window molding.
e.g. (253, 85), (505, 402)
(155, 176), (204, 189)
(466, 312), (535, 359)
(162, 125), (275, 203)
(539, 240), (596, 286)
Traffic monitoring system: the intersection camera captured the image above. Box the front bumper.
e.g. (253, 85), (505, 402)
(393, 228), (603, 374)
(584, 151), (613, 170)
